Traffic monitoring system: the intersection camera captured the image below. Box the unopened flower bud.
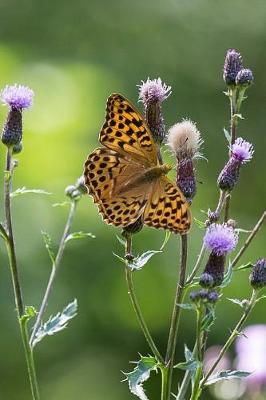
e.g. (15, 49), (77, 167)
(236, 68), (254, 87)
(218, 138), (254, 191)
(223, 49), (243, 86)
(250, 259), (266, 289)
(65, 185), (76, 197)
(206, 211), (219, 225)
(122, 216), (143, 236)
(75, 176), (87, 195)
(12, 142), (23, 154)
(138, 78), (171, 145)
(190, 289), (219, 304)
(199, 273), (215, 288)
(1, 84), (34, 147)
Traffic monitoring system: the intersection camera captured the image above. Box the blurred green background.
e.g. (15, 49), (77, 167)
(0, 0), (265, 399)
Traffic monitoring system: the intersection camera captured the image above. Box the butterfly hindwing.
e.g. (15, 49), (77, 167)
(144, 176), (191, 234)
(84, 147), (148, 227)
(100, 93), (157, 166)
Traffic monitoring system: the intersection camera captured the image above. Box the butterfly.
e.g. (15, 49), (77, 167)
(83, 93), (191, 234)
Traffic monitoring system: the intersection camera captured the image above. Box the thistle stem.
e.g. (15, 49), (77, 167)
(201, 290), (257, 387)
(4, 148), (40, 400)
(232, 211), (265, 268)
(124, 235), (164, 363)
(30, 200), (77, 347)
(165, 234), (188, 399)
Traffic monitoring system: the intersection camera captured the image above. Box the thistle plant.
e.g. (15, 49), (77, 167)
(86, 49), (265, 400)
(0, 85), (94, 399)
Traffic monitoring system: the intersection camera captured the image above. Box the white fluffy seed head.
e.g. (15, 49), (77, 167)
(167, 119), (202, 158)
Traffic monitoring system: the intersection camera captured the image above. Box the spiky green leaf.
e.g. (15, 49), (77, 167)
(204, 370), (251, 386)
(65, 231), (95, 242)
(32, 299), (78, 347)
(11, 186), (51, 198)
(41, 231), (55, 264)
(125, 356), (158, 400)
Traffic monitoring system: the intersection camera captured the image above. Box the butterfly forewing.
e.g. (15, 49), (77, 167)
(100, 93), (157, 166)
(144, 176), (191, 234)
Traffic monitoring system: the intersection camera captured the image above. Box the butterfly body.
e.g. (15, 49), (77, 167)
(84, 93), (191, 234)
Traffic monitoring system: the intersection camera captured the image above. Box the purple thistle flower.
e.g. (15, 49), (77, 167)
(204, 224), (238, 256)
(217, 138), (254, 191)
(223, 49), (243, 85)
(138, 78), (171, 104)
(236, 68), (254, 86)
(231, 137), (254, 163)
(138, 78), (171, 145)
(1, 84), (34, 110)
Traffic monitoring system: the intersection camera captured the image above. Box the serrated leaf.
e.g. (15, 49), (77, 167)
(223, 128), (231, 143)
(65, 231), (95, 242)
(227, 298), (245, 307)
(184, 344), (193, 362)
(220, 262), (233, 288)
(20, 305), (37, 324)
(113, 252), (127, 265)
(194, 218), (206, 229)
(116, 235), (126, 247)
(32, 299), (78, 347)
(201, 308), (215, 332)
(235, 228), (252, 234)
(204, 370), (251, 386)
(125, 356), (158, 400)
(11, 186), (51, 198)
(174, 359), (200, 372)
(256, 294), (266, 303)
(52, 201), (71, 207)
(41, 231), (55, 264)
(235, 262), (254, 271)
(160, 231), (171, 250)
(176, 303), (195, 310)
(128, 250), (162, 271)
(234, 113), (244, 120)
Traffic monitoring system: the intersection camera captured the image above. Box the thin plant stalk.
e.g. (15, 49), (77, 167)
(30, 200), (77, 347)
(124, 235), (164, 363)
(165, 234), (188, 399)
(188, 290), (258, 400)
(4, 148), (40, 400)
(232, 211), (265, 268)
(202, 289), (257, 386)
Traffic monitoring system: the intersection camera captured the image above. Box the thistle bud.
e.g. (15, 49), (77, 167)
(218, 138), (254, 191)
(138, 78), (171, 145)
(122, 216), (143, 236)
(12, 142), (23, 154)
(168, 120), (203, 202)
(223, 49), (243, 86)
(250, 259), (266, 289)
(190, 289), (219, 304)
(65, 176), (88, 200)
(236, 68), (254, 87)
(200, 224), (238, 288)
(1, 84), (34, 147)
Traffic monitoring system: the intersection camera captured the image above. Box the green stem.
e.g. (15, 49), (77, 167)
(160, 366), (169, 400)
(201, 290), (257, 387)
(4, 148), (40, 400)
(124, 235), (164, 363)
(30, 200), (77, 347)
(189, 308), (204, 400)
(165, 234), (188, 399)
